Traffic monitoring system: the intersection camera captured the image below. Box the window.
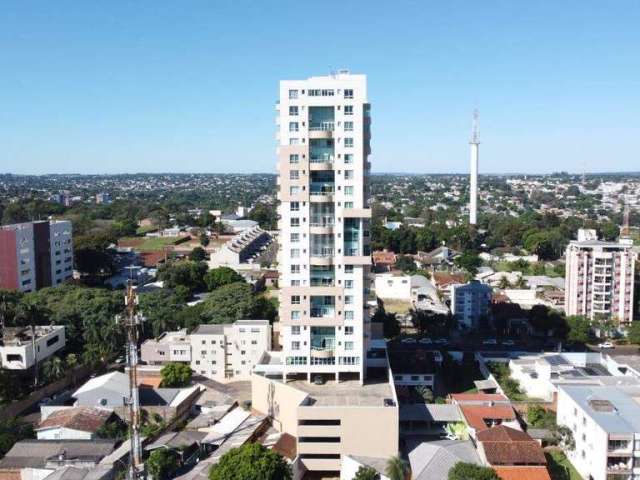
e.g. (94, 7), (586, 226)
(345, 341), (354, 350)
(344, 105), (353, 115)
(345, 280), (354, 289)
(345, 311), (354, 320)
(290, 233), (300, 242)
(46, 335), (59, 347)
(308, 89), (335, 96)
(290, 170), (300, 180)
(344, 201), (354, 208)
(344, 89), (354, 99)
(290, 201), (300, 211)
(289, 106), (298, 116)
(291, 280), (300, 286)
(290, 154), (299, 164)
(344, 295), (354, 304)
(290, 248), (300, 258)
(290, 186), (300, 195)
(292, 326), (301, 335)
(291, 295), (301, 305)
(345, 265), (354, 273)
(344, 154), (354, 164)
(291, 311), (301, 320)
(289, 122), (299, 132)
(344, 170), (354, 179)
(290, 218), (300, 227)
(291, 341), (300, 351)
(344, 138), (354, 148)
(289, 138), (299, 145)
(344, 186), (354, 196)
(291, 265), (300, 274)
(344, 121), (354, 131)
(289, 89), (298, 99)
(345, 326), (354, 335)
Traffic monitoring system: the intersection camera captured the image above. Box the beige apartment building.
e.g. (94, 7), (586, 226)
(565, 229), (636, 324)
(140, 320), (271, 382)
(251, 72), (399, 476)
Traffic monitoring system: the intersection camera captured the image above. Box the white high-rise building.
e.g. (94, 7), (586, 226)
(276, 71), (372, 383)
(565, 229), (636, 324)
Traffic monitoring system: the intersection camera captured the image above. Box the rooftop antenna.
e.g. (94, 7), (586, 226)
(621, 199), (631, 238)
(116, 281), (145, 479)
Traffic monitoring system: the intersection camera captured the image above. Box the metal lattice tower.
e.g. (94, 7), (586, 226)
(116, 282), (145, 480)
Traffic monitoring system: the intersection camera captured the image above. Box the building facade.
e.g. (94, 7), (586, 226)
(0, 326), (66, 370)
(565, 229), (636, 324)
(277, 71), (372, 382)
(140, 321), (271, 382)
(450, 281), (492, 329)
(0, 220), (73, 292)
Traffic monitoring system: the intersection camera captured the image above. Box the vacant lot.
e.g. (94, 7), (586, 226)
(118, 236), (183, 252)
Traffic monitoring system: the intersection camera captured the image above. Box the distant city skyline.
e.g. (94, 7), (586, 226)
(1, 1), (639, 175)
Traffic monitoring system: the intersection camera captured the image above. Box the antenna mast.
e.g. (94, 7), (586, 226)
(117, 281), (145, 479)
(621, 199), (631, 238)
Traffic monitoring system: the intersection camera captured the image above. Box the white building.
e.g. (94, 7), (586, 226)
(557, 384), (640, 480)
(450, 281), (492, 329)
(190, 320), (271, 381)
(140, 321), (271, 382)
(565, 229), (636, 324)
(208, 226), (272, 268)
(0, 325), (66, 370)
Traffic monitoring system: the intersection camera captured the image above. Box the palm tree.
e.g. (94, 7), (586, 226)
(385, 456), (408, 480)
(42, 356), (64, 383)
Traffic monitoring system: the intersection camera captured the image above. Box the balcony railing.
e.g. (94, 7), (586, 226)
(310, 216), (335, 227)
(309, 121), (335, 131)
(310, 307), (335, 318)
(310, 184), (335, 195)
(310, 278), (335, 287)
(311, 248), (334, 257)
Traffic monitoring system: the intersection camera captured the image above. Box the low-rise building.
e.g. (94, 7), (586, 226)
(450, 393), (519, 438)
(36, 407), (114, 440)
(557, 384), (640, 480)
(141, 329), (191, 365)
(209, 226), (272, 268)
(450, 281), (492, 329)
(0, 325), (66, 370)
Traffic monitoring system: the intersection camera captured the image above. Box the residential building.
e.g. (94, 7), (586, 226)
(0, 220), (73, 292)
(36, 407), (114, 440)
(450, 393), (519, 438)
(252, 72), (399, 475)
(0, 325), (66, 370)
(557, 384), (640, 480)
(140, 329), (191, 365)
(95, 193), (112, 204)
(208, 226), (272, 268)
(565, 228), (636, 324)
(450, 281), (493, 329)
(189, 320), (271, 381)
(408, 440), (481, 480)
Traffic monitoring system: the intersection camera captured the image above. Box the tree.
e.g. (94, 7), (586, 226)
(200, 232), (210, 247)
(41, 356), (64, 383)
(566, 315), (592, 345)
(444, 422), (469, 441)
(354, 466), (380, 480)
(147, 448), (179, 480)
(385, 456), (408, 480)
(627, 322), (640, 345)
(454, 251), (482, 276)
(395, 255), (417, 273)
(0, 418), (34, 457)
(139, 290), (185, 337)
(248, 203), (278, 230)
(415, 385), (434, 403)
(158, 261), (207, 293)
(1, 203), (28, 225)
(497, 276), (512, 289)
(209, 443), (292, 480)
(200, 282), (262, 324)
(189, 247), (207, 262)
(204, 267), (244, 291)
(448, 462), (499, 480)
(527, 405), (556, 429)
(160, 362), (192, 387)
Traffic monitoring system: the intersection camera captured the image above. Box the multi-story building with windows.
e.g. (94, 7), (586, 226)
(0, 325), (66, 370)
(0, 220), (73, 293)
(565, 229), (636, 324)
(450, 281), (493, 330)
(252, 72), (399, 476)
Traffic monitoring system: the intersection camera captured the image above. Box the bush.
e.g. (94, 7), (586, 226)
(209, 443), (291, 480)
(448, 462), (499, 480)
(160, 362), (192, 387)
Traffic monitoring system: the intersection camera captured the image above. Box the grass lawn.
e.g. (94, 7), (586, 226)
(381, 298), (412, 315)
(135, 224), (158, 235)
(119, 236), (182, 252)
(546, 451), (582, 480)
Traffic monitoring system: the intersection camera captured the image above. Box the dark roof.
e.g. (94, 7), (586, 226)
(477, 425), (534, 442)
(478, 426), (547, 466)
(0, 440), (116, 469)
(388, 349), (438, 374)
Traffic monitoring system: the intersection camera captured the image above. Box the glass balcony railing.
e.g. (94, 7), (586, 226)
(311, 247), (334, 257)
(310, 307), (335, 318)
(310, 184), (335, 195)
(309, 121), (335, 131)
(309, 152), (334, 163)
(310, 216), (335, 227)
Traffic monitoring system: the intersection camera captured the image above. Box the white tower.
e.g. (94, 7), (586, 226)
(469, 110), (480, 225)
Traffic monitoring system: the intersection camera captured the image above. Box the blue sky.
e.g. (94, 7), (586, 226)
(1, 1), (639, 174)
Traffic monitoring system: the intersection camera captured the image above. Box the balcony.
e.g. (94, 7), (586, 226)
(310, 307), (335, 318)
(309, 121), (334, 139)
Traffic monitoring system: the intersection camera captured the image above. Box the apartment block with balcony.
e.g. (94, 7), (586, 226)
(0, 326), (66, 370)
(557, 384), (640, 480)
(252, 72), (398, 476)
(0, 220), (73, 293)
(565, 229), (636, 325)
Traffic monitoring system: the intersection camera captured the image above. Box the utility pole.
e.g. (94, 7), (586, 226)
(116, 281), (145, 480)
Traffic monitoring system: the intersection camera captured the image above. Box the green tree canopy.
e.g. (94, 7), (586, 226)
(189, 247), (207, 262)
(158, 260), (207, 294)
(448, 462), (499, 480)
(395, 255), (417, 273)
(627, 322), (640, 345)
(200, 282), (273, 324)
(454, 251), (482, 276)
(354, 465), (380, 480)
(566, 315), (592, 345)
(204, 267), (245, 291)
(160, 362), (192, 387)
(147, 448), (179, 480)
(208, 442), (292, 480)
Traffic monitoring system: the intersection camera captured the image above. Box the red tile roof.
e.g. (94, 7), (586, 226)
(372, 250), (397, 265)
(494, 467), (551, 480)
(432, 272), (466, 288)
(38, 407), (112, 433)
(459, 405), (517, 432)
(479, 426), (547, 466)
(451, 393), (510, 403)
(477, 425), (533, 442)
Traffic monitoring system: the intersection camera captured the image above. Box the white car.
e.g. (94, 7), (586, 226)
(502, 339), (515, 346)
(401, 338), (417, 344)
(419, 338), (433, 344)
(482, 339), (497, 345)
(598, 342), (614, 349)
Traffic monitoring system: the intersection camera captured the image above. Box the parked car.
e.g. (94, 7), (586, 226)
(401, 338), (417, 344)
(482, 338), (498, 345)
(502, 339), (515, 346)
(598, 342), (614, 349)
(419, 338), (433, 344)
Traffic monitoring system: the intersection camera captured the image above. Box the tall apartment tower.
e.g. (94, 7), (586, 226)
(277, 72), (372, 383)
(469, 110), (479, 225)
(0, 220), (73, 293)
(565, 229), (636, 324)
